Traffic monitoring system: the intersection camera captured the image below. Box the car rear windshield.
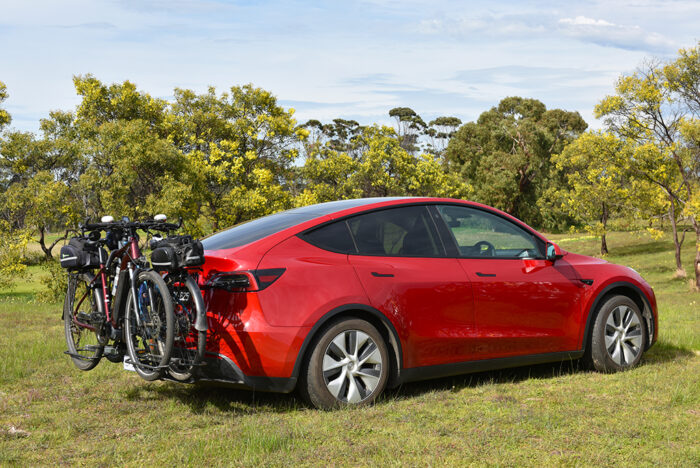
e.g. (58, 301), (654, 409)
(202, 212), (320, 250)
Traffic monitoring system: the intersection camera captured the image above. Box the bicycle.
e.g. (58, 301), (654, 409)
(147, 216), (207, 381)
(61, 217), (175, 381)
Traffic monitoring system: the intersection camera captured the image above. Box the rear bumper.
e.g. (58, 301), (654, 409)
(198, 352), (298, 393)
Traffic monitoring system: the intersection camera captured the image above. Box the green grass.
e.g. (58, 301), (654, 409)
(1, 231), (698, 466)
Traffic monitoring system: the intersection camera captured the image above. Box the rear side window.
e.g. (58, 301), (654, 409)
(202, 212), (318, 250)
(347, 205), (441, 257)
(302, 221), (357, 254)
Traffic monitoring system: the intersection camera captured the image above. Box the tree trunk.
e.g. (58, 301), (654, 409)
(668, 197), (684, 274)
(693, 216), (700, 290)
(38, 226), (53, 260)
(600, 202), (609, 256)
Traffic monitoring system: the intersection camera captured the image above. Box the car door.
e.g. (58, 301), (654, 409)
(345, 205), (475, 368)
(434, 204), (585, 359)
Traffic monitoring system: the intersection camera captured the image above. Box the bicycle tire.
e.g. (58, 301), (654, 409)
(167, 275), (207, 381)
(124, 269), (174, 381)
(63, 273), (104, 371)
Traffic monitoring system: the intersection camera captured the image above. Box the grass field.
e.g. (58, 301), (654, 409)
(1, 231), (698, 466)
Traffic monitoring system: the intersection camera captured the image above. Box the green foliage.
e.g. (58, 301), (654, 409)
(297, 125), (469, 206)
(548, 132), (662, 253)
(37, 259), (67, 303)
(595, 42), (700, 285)
(166, 84), (304, 230)
(77, 119), (186, 220)
(388, 107), (426, 152)
(0, 80), (10, 130)
(73, 74), (167, 131)
(446, 97), (587, 229)
(0, 220), (29, 288)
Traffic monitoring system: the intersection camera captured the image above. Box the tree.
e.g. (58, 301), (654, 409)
(0, 220), (29, 289)
(299, 118), (366, 159)
(2, 171), (78, 259)
(73, 74), (167, 133)
(549, 132), (661, 255)
(0, 80), (10, 131)
(425, 116), (461, 155)
(596, 43), (700, 286)
(389, 107), (426, 153)
(166, 84), (305, 231)
(446, 97), (587, 228)
(297, 126), (469, 205)
(76, 119), (188, 221)
(296, 148), (361, 206)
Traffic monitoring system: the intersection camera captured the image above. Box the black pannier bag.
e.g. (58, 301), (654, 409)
(59, 237), (107, 270)
(150, 235), (204, 270)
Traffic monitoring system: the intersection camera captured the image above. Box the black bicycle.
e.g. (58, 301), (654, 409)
(148, 216), (208, 381)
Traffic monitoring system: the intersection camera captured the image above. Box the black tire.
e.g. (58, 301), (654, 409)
(299, 318), (389, 409)
(63, 274), (104, 371)
(124, 270), (174, 381)
(586, 295), (647, 373)
(167, 275), (207, 381)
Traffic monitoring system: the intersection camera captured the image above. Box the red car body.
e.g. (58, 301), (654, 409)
(195, 197), (658, 392)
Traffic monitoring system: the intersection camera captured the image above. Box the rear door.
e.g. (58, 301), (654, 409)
(345, 205), (475, 368)
(434, 204), (585, 358)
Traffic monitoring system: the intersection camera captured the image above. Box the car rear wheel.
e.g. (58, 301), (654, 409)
(588, 295), (647, 372)
(300, 318), (389, 409)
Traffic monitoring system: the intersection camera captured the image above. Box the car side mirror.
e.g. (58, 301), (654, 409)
(546, 242), (563, 262)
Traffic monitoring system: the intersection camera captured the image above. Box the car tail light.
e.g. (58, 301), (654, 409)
(208, 268), (285, 292)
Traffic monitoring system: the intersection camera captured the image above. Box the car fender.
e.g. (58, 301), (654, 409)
(579, 278), (657, 351)
(290, 303), (404, 384)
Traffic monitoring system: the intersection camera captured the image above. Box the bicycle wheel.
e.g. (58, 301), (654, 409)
(124, 269), (174, 381)
(63, 273), (104, 371)
(167, 274), (207, 381)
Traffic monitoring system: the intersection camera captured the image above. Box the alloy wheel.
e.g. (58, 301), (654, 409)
(322, 329), (383, 403)
(604, 305), (643, 366)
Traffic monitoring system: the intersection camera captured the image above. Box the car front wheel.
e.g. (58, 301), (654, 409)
(588, 295), (647, 372)
(300, 318), (389, 409)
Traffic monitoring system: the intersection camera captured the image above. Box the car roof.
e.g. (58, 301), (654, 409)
(282, 197), (413, 216)
(202, 197), (549, 254)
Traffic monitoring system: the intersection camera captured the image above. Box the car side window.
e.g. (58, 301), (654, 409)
(302, 220), (357, 254)
(436, 205), (542, 258)
(347, 206), (442, 257)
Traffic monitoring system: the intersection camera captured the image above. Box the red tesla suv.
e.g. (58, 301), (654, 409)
(196, 197), (657, 408)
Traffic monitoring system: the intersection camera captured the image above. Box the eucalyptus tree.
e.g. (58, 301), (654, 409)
(596, 43), (700, 286)
(446, 97), (587, 228)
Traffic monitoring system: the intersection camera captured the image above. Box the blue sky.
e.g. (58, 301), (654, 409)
(1, 0), (698, 132)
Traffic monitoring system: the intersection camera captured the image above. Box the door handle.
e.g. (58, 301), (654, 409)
(371, 272), (394, 278)
(475, 272), (496, 277)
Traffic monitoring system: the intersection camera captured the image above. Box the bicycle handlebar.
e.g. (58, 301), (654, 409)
(80, 217), (182, 233)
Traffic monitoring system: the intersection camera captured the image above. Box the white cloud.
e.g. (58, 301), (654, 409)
(559, 16), (615, 27)
(558, 15), (676, 52)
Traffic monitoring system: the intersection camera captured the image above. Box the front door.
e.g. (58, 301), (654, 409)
(434, 204), (585, 359)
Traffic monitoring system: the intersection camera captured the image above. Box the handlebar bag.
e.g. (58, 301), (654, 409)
(151, 244), (178, 270)
(150, 235), (205, 270)
(60, 237), (107, 270)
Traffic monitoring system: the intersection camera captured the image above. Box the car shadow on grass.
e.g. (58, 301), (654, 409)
(128, 342), (696, 413)
(385, 341), (696, 402)
(141, 381), (306, 415)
